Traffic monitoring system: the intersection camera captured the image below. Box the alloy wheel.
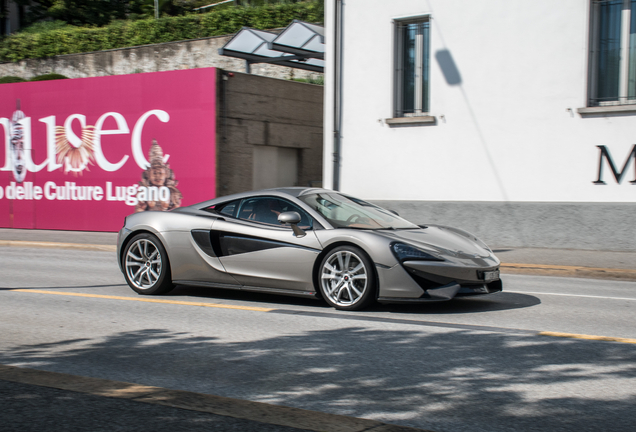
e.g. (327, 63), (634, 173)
(125, 238), (163, 290)
(321, 250), (368, 307)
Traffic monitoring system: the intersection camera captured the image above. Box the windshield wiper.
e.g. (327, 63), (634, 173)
(336, 226), (376, 230)
(336, 226), (417, 231)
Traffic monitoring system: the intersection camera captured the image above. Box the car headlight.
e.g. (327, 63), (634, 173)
(391, 242), (443, 262)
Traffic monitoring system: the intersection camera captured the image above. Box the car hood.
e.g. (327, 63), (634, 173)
(375, 226), (498, 263)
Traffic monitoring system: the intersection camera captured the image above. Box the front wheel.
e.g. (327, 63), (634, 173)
(123, 233), (174, 295)
(318, 246), (376, 311)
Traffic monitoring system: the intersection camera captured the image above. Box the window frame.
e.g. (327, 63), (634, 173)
(203, 199), (241, 218)
(393, 16), (431, 118)
(205, 197), (315, 230)
(588, 0), (636, 107)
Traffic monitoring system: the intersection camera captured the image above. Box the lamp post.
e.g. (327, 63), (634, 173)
(155, 0), (159, 19)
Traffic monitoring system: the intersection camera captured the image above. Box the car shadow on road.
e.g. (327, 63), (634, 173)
(1, 325), (634, 431)
(371, 292), (541, 314)
(168, 285), (541, 315)
(169, 285), (328, 309)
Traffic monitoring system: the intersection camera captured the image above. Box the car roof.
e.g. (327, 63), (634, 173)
(262, 187), (330, 197)
(179, 187), (333, 210)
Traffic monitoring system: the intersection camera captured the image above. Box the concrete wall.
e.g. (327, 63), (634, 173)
(372, 201), (636, 252)
(0, 33), (323, 82)
(324, 0), (636, 251)
(216, 71), (323, 197)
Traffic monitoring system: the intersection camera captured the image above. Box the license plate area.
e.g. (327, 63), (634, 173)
(481, 269), (500, 282)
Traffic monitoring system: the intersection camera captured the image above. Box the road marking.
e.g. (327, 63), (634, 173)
(539, 331), (636, 344)
(9, 289), (274, 312)
(507, 290), (636, 301)
(8, 289), (636, 346)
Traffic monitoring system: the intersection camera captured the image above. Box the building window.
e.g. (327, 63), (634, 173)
(590, 0), (636, 106)
(394, 18), (430, 117)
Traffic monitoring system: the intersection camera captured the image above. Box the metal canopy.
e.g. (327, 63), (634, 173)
(269, 20), (324, 58)
(219, 21), (324, 73)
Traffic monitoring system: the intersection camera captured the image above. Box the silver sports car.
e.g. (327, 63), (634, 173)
(117, 188), (502, 310)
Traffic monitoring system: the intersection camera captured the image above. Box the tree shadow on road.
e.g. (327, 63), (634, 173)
(1, 322), (635, 431)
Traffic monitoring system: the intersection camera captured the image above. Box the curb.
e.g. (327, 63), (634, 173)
(1, 239), (634, 281)
(0, 240), (116, 252)
(500, 263), (636, 281)
(0, 364), (429, 432)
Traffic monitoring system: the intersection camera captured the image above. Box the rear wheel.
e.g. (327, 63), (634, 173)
(123, 233), (174, 295)
(318, 246), (376, 311)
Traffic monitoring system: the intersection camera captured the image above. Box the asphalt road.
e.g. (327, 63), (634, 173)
(1, 247), (635, 432)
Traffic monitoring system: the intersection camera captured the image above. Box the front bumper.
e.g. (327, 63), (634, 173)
(376, 257), (502, 303)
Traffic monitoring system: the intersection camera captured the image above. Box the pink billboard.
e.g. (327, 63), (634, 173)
(0, 68), (217, 232)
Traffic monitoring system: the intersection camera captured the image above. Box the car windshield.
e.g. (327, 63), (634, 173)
(298, 193), (419, 230)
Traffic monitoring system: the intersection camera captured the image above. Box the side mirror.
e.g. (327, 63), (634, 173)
(278, 211), (306, 238)
(278, 211), (301, 225)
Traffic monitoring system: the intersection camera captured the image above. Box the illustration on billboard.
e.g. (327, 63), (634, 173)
(136, 139), (182, 212)
(10, 100), (26, 183)
(54, 107), (96, 175)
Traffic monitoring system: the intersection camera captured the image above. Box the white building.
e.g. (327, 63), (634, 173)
(323, 0), (636, 251)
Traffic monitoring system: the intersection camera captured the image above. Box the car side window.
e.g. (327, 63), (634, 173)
(217, 200), (240, 217)
(237, 197), (313, 229)
(203, 199), (241, 217)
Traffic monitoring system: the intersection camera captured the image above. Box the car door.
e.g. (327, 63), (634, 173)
(211, 197), (323, 292)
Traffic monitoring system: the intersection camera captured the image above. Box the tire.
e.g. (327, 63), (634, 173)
(318, 245), (376, 311)
(123, 233), (174, 295)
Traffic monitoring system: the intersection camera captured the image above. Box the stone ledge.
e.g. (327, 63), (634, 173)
(385, 116), (436, 126)
(577, 105), (636, 115)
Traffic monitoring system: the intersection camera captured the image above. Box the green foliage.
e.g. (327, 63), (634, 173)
(0, 76), (27, 83)
(135, 0), (175, 20)
(29, 73), (69, 81)
(14, 1), (142, 27)
(0, 1), (323, 62)
(176, 1), (311, 11)
(292, 75), (324, 85)
(16, 20), (75, 34)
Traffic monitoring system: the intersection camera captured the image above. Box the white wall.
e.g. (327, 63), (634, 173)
(325, 0), (636, 203)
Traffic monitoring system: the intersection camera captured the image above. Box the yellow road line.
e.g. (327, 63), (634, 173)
(539, 331), (636, 344)
(0, 240), (116, 252)
(8, 289), (636, 345)
(9, 289), (273, 312)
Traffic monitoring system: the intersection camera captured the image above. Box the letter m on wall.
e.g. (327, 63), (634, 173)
(594, 145), (636, 184)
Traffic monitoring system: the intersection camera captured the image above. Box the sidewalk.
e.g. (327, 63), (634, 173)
(0, 228), (635, 280)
